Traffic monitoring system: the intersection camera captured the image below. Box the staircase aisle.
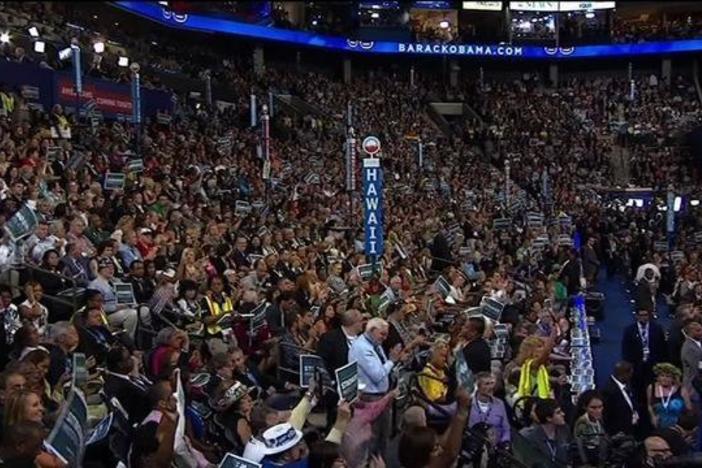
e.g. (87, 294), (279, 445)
(592, 271), (672, 388)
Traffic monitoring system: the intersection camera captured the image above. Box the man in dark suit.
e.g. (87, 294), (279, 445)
(602, 361), (639, 437)
(634, 268), (658, 315)
(462, 317), (492, 375)
(265, 291), (297, 336)
(430, 228), (452, 273)
(317, 308), (364, 429)
(622, 309), (668, 404)
(46, 322), (81, 388)
(60, 242), (90, 286)
(76, 307), (117, 365)
(558, 248), (582, 296)
(317, 309), (364, 375)
(582, 237), (600, 285)
(103, 346), (151, 426)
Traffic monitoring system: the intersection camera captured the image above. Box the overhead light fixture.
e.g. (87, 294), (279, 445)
(0, 32), (9, 44)
(439, 20), (450, 29)
(93, 41), (105, 53)
(585, 11), (595, 19)
(371, 12), (380, 18)
(118, 56), (129, 67)
(58, 47), (72, 61)
(28, 26), (39, 37)
(691, 199), (700, 207)
(33, 41), (45, 53)
(311, 19), (318, 26)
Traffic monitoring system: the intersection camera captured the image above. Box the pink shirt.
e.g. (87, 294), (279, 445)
(340, 393), (395, 467)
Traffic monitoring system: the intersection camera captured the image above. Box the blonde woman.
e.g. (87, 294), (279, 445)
(418, 341), (452, 404)
(509, 332), (556, 399)
(177, 247), (206, 283)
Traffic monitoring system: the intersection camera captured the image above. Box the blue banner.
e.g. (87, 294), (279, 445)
(131, 73), (142, 124)
(72, 46), (82, 95)
(362, 158), (384, 258)
(115, 1), (702, 60)
(55, 72), (173, 119)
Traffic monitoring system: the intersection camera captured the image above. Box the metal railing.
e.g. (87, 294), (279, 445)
(0, 262), (83, 313)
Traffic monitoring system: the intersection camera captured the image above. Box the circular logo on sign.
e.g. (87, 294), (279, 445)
(362, 136), (381, 156)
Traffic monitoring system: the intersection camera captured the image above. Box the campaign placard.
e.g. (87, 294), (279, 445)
(86, 412), (114, 446)
(299, 354), (325, 388)
(250, 302), (267, 334)
(4, 204), (38, 241)
(46, 388), (88, 466)
(114, 282), (136, 305)
(219, 453), (262, 468)
(335, 361), (358, 403)
(72, 353), (88, 388)
(103, 172), (126, 191)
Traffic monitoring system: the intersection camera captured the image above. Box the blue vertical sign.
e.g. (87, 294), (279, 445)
(667, 190), (675, 233)
(131, 72), (141, 124)
(71, 45), (82, 95)
(363, 158), (384, 258)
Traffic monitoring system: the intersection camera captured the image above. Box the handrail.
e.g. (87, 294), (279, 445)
(1, 262), (81, 312)
(22, 262), (80, 286)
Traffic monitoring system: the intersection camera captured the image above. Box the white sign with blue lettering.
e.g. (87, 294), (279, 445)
(363, 158), (384, 257)
(667, 190), (675, 234)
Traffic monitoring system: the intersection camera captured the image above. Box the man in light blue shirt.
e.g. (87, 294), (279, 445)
(348, 317), (404, 455)
(349, 318), (403, 394)
(118, 230), (142, 271)
(88, 258), (139, 340)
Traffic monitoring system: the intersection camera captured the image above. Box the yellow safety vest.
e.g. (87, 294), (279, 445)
(0, 92), (14, 115)
(56, 113), (69, 130)
(204, 295), (233, 335)
(517, 358), (552, 399)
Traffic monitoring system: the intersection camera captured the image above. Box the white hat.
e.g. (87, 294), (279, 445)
(243, 437), (267, 463)
(261, 423), (303, 455)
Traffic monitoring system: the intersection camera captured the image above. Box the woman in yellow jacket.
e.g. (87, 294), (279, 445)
(201, 275), (235, 336)
(511, 332), (557, 400)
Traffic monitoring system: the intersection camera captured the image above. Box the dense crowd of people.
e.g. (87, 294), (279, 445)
(0, 2), (702, 468)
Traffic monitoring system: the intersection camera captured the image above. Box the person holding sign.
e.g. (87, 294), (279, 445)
(88, 259), (140, 341)
(0, 421), (48, 468)
(348, 318), (407, 457)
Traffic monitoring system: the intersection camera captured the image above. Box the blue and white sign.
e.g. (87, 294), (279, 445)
(131, 72), (141, 124)
(667, 190), (675, 234)
(71, 45), (82, 95)
(363, 158), (384, 257)
(114, 1), (702, 60)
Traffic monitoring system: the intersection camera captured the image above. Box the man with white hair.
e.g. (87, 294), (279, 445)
(46, 321), (81, 387)
(348, 317), (405, 456)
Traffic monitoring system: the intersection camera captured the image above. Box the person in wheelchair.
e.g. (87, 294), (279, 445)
(416, 340), (458, 422)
